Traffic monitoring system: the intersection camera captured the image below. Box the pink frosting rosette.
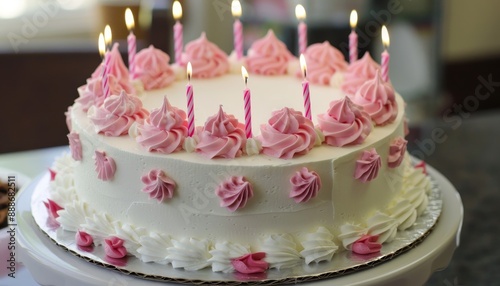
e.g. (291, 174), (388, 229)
(388, 137), (407, 168)
(352, 70), (398, 126)
(296, 41), (347, 85)
(246, 30), (294, 75)
(260, 107), (316, 159)
(289, 167), (321, 203)
(141, 169), (176, 203)
(76, 230), (94, 247)
(90, 43), (133, 93)
(354, 148), (381, 183)
(94, 150), (116, 181)
(352, 235), (381, 255)
(196, 106), (246, 159)
(135, 45), (176, 90)
(317, 96), (372, 147)
(181, 32), (229, 78)
(136, 97), (187, 153)
(215, 176), (253, 212)
(104, 236), (127, 259)
(89, 90), (149, 136)
(76, 74), (123, 112)
(231, 252), (269, 274)
(341, 52), (380, 95)
(67, 132), (82, 161)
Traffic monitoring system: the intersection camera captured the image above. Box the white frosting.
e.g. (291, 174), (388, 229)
(244, 137), (262, 156)
(182, 136), (198, 153)
(208, 241), (250, 273)
(49, 153), (77, 206)
(299, 227), (338, 264)
(170, 63), (186, 81)
(228, 51), (245, 74)
(366, 212), (398, 244)
(314, 127), (325, 146)
(137, 232), (172, 264)
(260, 234), (302, 270)
(56, 201), (94, 232)
(329, 71), (344, 88)
(389, 199), (417, 231)
(114, 223), (148, 257)
(81, 213), (116, 245)
(338, 224), (366, 250)
(167, 238), (212, 271)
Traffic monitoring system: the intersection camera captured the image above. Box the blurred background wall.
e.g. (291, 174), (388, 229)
(1, 0), (499, 153)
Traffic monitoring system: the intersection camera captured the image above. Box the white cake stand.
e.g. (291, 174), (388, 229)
(17, 163), (462, 286)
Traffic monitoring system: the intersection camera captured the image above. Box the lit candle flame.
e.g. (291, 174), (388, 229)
(299, 54), (307, 78)
(187, 62), (192, 81)
(98, 33), (105, 59)
(295, 4), (306, 21)
(231, 0), (242, 18)
(382, 25), (390, 49)
(104, 25), (112, 49)
(350, 10), (358, 29)
(172, 1), (182, 20)
(125, 8), (135, 31)
(241, 66), (248, 86)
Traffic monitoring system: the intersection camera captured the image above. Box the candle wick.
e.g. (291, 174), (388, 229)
(244, 76), (248, 86)
(303, 69), (307, 79)
(188, 73), (191, 82)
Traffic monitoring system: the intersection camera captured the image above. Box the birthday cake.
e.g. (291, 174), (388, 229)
(40, 14), (432, 280)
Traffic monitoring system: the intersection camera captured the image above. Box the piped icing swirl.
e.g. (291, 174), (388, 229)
(300, 227), (338, 264)
(388, 137), (407, 168)
(246, 30), (294, 75)
(209, 242), (250, 273)
(352, 70), (398, 126)
(354, 148), (381, 183)
(67, 132), (82, 161)
(341, 52), (380, 95)
(338, 224), (366, 250)
(317, 96), (372, 147)
(181, 32), (229, 78)
(289, 167), (321, 203)
(76, 74), (123, 111)
(76, 230), (94, 247)
(43, 199), (63, 222)
(367, 212), (398, 244)
(104, 236), (127, 259)
(297, 41), (347, 85)
(167, 238), (211, 271)
(90, 43), (133, 93)
(215, 176), (253, 212)
(261, 234), (301, 270)
(89, 91), (149, 136)
(137, 232), (172, 264)
(231, 253), (269, 274)
(196, 106), (246, 159)
(351, 235), (382, 255)
(260, 107), (316, 159)
(136, 97), (187, 153)
(93, 150), (116, 181)
(141, 169), (176, 202)
(135, 45), (176, 90)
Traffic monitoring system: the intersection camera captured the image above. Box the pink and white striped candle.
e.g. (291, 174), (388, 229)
(172, 1), (183, 65)
(295, 5), (307, 55)
(232, 0), (243, 59)
(186, 62), (195, 137)
(299, 54), (312, 120)
(241, 66), (252, 138)
(102, 52), (111, 98)
(349, 10), (358, 63)
(381, 25), (390, 82)
(125, 8), (136, 79)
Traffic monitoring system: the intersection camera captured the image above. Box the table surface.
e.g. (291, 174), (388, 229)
(1, 109), (498, 285)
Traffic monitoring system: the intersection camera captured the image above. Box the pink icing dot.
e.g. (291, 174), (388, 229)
(289, 167), (321, 203)
(215, 176), (253, 212)
(388, 137), (407, 168)
(94, 150), (116, 181)
(231, 252), (269, 274)
(104, 236), (127, 259)
(351, 235), (381, 255)
(67, 132), (83, 161)
(354, 148), (381, 183)
(141, 169), (176, 203)
(43, 199), (63, 222)
(76, 230), (94, 247)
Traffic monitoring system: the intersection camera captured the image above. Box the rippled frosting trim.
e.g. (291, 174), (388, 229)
(104, 236), (128, 259)
(367, 212), (397, 244)
(76, 75), (123, 112)
(181, 32), (229, 78)
(389, 199), (417, 231)
(76, 230), (94, 247)
(114, 223), (147, 258)
(354, 148), (381, 183)
(351, 235), (382, 255)
(260, 107), (316, 159)
(232, 253), (269, 274)
(300, 227), (338, 264)
(57, 201), (94, 232)
(388, 137), (407, 168)
(136, 97), (187, 153)
(135, 45), (176, 90)
(197, 106), (246, 159)
(89, 91), (149, 136)
(339, 224), (366, 250)
(67, 132), (82, 161)
(81, 213), (116, 245)
(43, 199), (63, 222)
(261, 234), (301, 270)
(167, 238), (211, 271)
(93, 151), (116, 181)
(91, 43), (133, 93)
(137, 232), (172, 264)
(246, 30), (294, 75)
(317, 96), (372, 147)
(216, 176), (253, 212)
(297, 41), (347, 85)
(289, 167), (321, 203)
(209, 242), (250, 273)
(141, 169), (176, 202)
(352, 70), (398, 126)
(341, 52), (380, 95)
